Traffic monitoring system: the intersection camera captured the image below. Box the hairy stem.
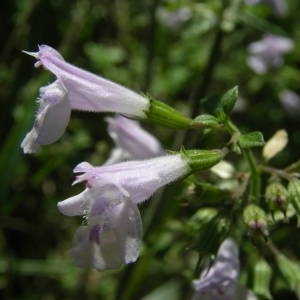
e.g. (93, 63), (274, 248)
(226, 119), (261, 202)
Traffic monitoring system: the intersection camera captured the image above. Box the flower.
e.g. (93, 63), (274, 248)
(58, 150), (223, 215)
(105, 115), (164, 164)
(192, 239), (258, 300)
(279, 90), (300, 118)
(59, 155), (189, 271)
(58, 154), (190, 216)
(247, 34), (294, 74)
(22, 44), (150, 153)
(68, 181), (142, 271)
(58, 150), (223, 270)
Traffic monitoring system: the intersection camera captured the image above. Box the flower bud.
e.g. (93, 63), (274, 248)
(243, 204), (268, 236)
(252, 260), (272, 300)
(180, 148), (225, 173)
(288, 178), (300, 218)
(265, 182), (288, 212)
(145, 98), (193, 129)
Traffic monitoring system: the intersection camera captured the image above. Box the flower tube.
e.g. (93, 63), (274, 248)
(22, 45), (192, 153)
(58, 149), (224, 216)
(105, 115), (164, 163)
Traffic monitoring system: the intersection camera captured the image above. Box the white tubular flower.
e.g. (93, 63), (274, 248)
(247, 34), (294, 74)
(58, 150), (223, 215)
(58, 155), (189, 271)
(22, 45), (193, 153)
(105, 115), (164, 163)
(22, 45), (150, 153)
(192, 239), (258, 300)
(58, 150), (223, 270)
(58, 154), (190, 215)
(27, 45), (149, 116)
(58, 155), (188, 271)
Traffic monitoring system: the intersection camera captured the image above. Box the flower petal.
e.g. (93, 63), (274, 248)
(106, 115), (164, 160)
(57, 189), (91, 216)
(70, 198), (142, 271)
(21, 80), (70, 153)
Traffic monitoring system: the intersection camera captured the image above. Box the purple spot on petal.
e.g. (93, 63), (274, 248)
(90, 198), (110, 216)
(89, 224), (101, 244)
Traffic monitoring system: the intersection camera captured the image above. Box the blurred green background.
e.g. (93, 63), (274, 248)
(1, 0), (300, 299)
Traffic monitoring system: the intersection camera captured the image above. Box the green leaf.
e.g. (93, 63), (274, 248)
(252, 260), (272, 300)
(220, 86), (238, 114)
(200, 95), (222, 114)
(192, 114), (220, 127)
(275, 252), (300, 298)
(238, 131), (265, 148)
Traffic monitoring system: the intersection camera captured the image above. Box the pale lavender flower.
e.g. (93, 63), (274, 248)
(58, 155), (189, 270)
(245, 0), (288, 17)
(192, 239), (258, 300)
(279, 90), (300, 118)
(105, 115), (164, 164)
(58, 154), (190, 216)
(247, 34), (294, 74)
(59, 150), (223, 270)
(22, 45), (149, 153)
(58, 149), (224, 215)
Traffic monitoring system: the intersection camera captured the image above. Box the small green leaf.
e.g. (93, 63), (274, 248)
(238, 131), (265, 148)
(220, 86), (238, 114)
(192, 114), (220, 127)
(252, 260), (272, 300)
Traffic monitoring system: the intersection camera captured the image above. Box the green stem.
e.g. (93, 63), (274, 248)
(285, 159), (300, 173)
(243, 148), (261, 202)
(226, 119), (261, 202)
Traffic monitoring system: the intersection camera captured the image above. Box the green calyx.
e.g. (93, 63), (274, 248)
(145, 99), (192, 129)
(243, 204), (268, 236)
(265, 182), (288, 211)
(180, 148), (225, 172)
